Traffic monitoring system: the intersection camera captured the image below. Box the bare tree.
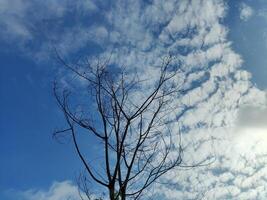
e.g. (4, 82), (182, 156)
(53, 52), (190, 200)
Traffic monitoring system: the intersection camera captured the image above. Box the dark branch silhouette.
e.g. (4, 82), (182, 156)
(53, 51), (208, 199)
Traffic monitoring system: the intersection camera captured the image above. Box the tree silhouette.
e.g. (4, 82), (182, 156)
(53, 52), (195, 200)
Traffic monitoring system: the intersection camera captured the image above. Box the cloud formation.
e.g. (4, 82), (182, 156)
(5, 181), (85, 200)
(237, 105), (267, 128)
(95, 0), (266, 199)
(0, 0), (99, 60)
(66, 0), (267, 198)
(239, 3), (254, 21)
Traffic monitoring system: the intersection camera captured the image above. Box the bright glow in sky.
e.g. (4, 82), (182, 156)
(234, 127), (267, 155)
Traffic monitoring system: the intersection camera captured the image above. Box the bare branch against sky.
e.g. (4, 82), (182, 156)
(53, 51), (213, 199)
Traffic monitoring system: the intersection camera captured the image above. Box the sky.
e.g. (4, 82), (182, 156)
(1, 0), (267, 199)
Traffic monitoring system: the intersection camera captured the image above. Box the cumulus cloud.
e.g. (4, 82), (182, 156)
(237, 105), (267, 128)
(94, 0), (266, 199)
(4, 181), (84, 200)
(4, 180), (103, 200)
(75, 1), (266, 199)
(239, 3), (254, 21)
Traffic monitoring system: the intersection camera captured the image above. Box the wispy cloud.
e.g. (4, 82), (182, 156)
(4, 181), (82, 200)
(239, 3), (254, 21)
(3, 181), (103, 200)
(0, 0), (99, 60)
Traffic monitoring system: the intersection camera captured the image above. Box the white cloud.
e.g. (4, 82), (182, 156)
(5, 181), (99, 200)
(236, 105), (267, 128)
(86, 1), (267, 199)
(56, 0), (267, 198)
(0, 0), (99, 59)
(240, 3), (254, 21)
(22, 181), (81, 200)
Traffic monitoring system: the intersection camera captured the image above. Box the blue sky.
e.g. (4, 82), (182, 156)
(0, 43), (81, 189)
(1, 0), (267, 199)
(227, 0), (267, 89)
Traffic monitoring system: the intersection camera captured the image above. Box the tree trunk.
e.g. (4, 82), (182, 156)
(120, 187), (126, 200)
(109, 187), (115, 200)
